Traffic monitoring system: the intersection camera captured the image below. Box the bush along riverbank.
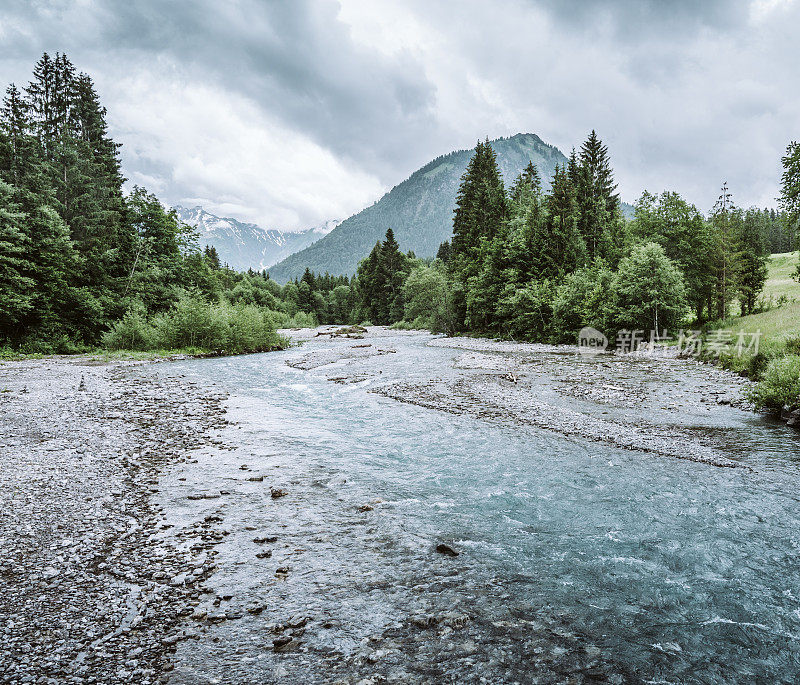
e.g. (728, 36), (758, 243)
(694, 326), (800, 428)
(102, 296), (291, 356)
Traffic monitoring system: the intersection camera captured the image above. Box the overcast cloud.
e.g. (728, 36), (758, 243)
(1, 0), (798, 229)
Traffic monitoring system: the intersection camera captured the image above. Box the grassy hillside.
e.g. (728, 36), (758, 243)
(762, 251), (800, 302)
(718, 253), (799, 353)
(268, 133), (569, 282)
(708, 253), (799, 410)
(723, 302), (800, 354)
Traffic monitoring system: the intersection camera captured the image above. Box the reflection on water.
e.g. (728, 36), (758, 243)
(153, 333), (800, 683)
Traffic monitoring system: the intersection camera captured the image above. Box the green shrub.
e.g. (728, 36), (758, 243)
(284, 311), (318, 328)
(751, 355), (800, 409)
(151, 295), (226, 350)
(222, 303), (283, 353)
(103, 296), (287, 354)
(497, 280), (556, 341)
(102, 302), (155, 351)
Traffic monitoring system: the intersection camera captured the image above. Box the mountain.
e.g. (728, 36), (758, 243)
(174, 205), (338, 272)
(267, 133), (570, 282)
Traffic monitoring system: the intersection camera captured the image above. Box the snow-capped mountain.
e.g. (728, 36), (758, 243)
(174, 205), (339, 272)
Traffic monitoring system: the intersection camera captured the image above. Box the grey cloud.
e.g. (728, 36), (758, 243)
(2, 0), (441, 179)
(533, 0), (752, 41)
(1, 0), (797, 224)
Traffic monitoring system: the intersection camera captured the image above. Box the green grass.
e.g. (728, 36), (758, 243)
(719, 253), (799, 355)
(720, 302), (800, 356)
(706, 255), (800, 407)
(762, 251), (800, 303)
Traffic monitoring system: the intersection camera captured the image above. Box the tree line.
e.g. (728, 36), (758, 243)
(1, 53), (797, 356)
(322, 132), (795, 343)
(0, 54), (320, 353)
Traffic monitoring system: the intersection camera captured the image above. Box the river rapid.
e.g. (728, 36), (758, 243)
(149, 328), (800, 684)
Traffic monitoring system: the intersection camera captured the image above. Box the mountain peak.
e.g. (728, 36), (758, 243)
(268, 133), (571, 282)
(173, 206), (332, 271)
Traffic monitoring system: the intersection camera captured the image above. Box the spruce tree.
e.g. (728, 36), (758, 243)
(575, 131), (622, 262)
(378, 228), (409, 323)
(539, 165), (587, 279)
(451, 139), (507, 260)
(449, 139), (508, 331)
(356, 241), (382, 322)
(435, 239), (451, 263)
(709, 183), (742, 320)
(509, 161), (541, 206)
(0, 181), (35, 340)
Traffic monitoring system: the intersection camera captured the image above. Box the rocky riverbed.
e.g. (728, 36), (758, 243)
(0, 357), (227, 684)
(375, 336), (753, 468)
(1, 330), (794, 684)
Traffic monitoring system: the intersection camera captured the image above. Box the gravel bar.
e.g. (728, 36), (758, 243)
(0, 357), (227, 684)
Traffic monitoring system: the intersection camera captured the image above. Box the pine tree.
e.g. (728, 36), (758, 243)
(575, 131), (621, 262)
(204, 245), (221, 269)
(579, 130), (619, 214)
(14, 189), (84, 342)
(24, 53), (57, 155)
(736, 209), (769, 315)
(449, 139), (508, 331)
(435, 239), (451, 263)
(0, 181), (35, 340)
(0, 85), (33, 187)
(356, 241), (382, 322)
(378, 228), (409, 323)
(451, 139), (507, 260)
(709, 182), (741, 320)
(509, 161), (541, 205)
(301, 267), (316, 291)
(539, 164), (587, 279)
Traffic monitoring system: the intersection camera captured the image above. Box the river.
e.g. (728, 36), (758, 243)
(149, 329), (800, 684)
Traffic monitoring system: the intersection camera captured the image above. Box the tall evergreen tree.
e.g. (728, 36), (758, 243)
(378, 228), (410, 323)
(449, 139), (508, 330)
(0, 181), (35, 340)
(356, 241), (383, 322)
(779, 140), (800, 275)
(574, 131), (622, 263)
(435, 239), (451, 263)
(508, 161), (541, 206)
(709, 182), (742, 320)
(450, 139), (508, 260)
(537, 165), (587, 279)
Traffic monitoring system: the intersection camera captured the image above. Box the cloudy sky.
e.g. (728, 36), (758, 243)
(1, 0), (798, 229)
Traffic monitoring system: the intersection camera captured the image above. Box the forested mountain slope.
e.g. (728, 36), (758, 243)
(268, 133), (569, 281)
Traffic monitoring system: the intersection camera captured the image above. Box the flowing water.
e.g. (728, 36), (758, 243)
(150, 331), (800, 684)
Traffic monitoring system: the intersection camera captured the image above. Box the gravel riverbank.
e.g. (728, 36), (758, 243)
(0, 357), (227, 684)
(0, 331), (771, 684)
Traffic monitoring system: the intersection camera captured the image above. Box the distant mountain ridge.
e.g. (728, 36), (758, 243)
(267, 133), (571, 282)
(174, 205), (338, 272)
